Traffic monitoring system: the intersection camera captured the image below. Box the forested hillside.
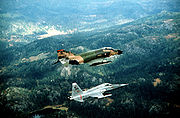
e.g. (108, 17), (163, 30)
(0, 11), (180, 118)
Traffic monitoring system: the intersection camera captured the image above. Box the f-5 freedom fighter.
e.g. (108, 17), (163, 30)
(68, 83), (128, 102)
(54, 47), (122, 66)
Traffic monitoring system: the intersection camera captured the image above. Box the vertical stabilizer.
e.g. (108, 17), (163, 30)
(55, 49), (74, 65)
(72, 83), (83, 96)
(71, 83), (84, 102)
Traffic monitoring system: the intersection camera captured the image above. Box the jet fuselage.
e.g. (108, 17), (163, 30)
(69, 83), (128, 102)
(55, 47), (123, 66)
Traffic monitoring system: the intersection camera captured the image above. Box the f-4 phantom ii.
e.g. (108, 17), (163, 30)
(68, 83), (128, 102)
(54, 47), (122, 66)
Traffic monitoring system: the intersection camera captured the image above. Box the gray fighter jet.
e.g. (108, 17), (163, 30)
(68, 83), (128, 102)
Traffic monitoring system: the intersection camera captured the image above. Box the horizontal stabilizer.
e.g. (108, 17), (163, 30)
(74, 98), (84, 102)
(53, 60), (60, 65)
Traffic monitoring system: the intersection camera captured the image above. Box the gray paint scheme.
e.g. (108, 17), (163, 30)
(69, 83), (128, 102)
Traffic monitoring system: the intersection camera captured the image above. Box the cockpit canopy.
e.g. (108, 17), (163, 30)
(104, 83), (112, 86)
(102, 47), (113, 50)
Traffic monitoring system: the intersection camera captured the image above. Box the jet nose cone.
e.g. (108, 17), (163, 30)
(120, 84), (128, 87)
(112, 84), (128, 89)
(112, 84), (122, 89)
(117, 50), (123, 55)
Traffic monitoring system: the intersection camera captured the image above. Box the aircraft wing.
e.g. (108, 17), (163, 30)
(88, 58), (112, 66)
(90, 92), (105, 98)
(90, 90), (112, 99)
(90, 60), (112, 66)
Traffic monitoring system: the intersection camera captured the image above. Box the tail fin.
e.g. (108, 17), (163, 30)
(57, 49), (67, 60)
(54, 49), (71, 64)
(72, 83), (84, 102)
(72, 83), (83, 96)
(55, 49), (75, 65)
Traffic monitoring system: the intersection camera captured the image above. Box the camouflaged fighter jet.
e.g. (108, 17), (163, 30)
(68, 83), (128, 102)
(54, 47), (122, 66)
